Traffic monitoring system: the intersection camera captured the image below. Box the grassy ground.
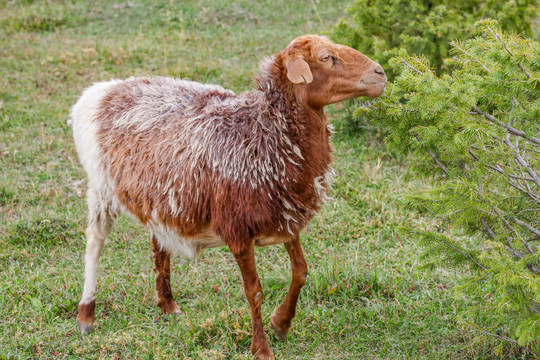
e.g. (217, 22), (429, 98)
(0, 1), (505, 359)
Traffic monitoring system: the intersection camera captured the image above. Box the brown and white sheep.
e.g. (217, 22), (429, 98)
(71, 34), (386, 359)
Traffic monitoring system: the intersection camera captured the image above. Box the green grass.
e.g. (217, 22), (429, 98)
(0, 1), (511, 359)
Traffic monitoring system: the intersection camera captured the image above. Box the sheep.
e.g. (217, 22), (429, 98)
(70, 34), (386, 360)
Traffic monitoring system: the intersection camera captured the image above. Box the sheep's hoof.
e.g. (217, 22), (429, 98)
(252, 343), (275, 360)
(159, 300), (182, 315)
(77, 320), (94, 335)
(256, 350), (275, 360)
(270, 319), (288, 342)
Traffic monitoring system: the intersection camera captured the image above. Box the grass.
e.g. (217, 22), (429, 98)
(0, 1), (514, 359)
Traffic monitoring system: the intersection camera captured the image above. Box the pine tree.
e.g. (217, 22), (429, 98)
(332, 0), (538, 79)
(358, 20), (540, 355)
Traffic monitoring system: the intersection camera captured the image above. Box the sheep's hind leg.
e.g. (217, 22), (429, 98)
(151, 235), (181, 314)
(231, 241), (274, 360)
(77, 188), (117, 334)
(270, 234), (308, 341)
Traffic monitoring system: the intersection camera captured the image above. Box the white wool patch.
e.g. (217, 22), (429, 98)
(71, 80), (121, 192)
(72, 79), (120, 307)
(149, 222), (198, 258)
(80, 222), (106, 304)
(282, 211), (298, 235)
(314, 167), (336, 203)
(148, 216), (225, 258)
(327, 123), (336, 134)
(254, 235), (291, 247)
(111, 78), (232, 131)
(292, 145), (304, 160)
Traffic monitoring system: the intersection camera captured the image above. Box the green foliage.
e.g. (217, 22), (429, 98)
(359, 20), (540, 354)
(333, 0), (539, 79)
(332, 0), (538, 134)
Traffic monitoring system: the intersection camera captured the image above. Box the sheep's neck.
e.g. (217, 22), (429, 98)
(256, 58), (333, 187)
(262, 81), (328, 139)
(258, 79), (332, 197)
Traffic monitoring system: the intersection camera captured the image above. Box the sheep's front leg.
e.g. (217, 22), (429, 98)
(270, 235), (308, 340)
(151, 235), (181, 314)
(232, 243), (274, 360)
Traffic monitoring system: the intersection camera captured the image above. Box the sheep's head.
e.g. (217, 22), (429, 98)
(279, 35), (386, 108)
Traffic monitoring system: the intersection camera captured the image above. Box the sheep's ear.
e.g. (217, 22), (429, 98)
(285, 57), (313, 84)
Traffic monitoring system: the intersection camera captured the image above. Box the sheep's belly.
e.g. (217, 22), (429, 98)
(149, 222), (291, 257)
(149, 224), (225, 258)
(254, 235), (291, 247)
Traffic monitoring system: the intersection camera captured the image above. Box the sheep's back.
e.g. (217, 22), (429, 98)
(89, 78), (242, 229)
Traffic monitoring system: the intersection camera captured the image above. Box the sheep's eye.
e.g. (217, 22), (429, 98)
(322, 55), (337, 65)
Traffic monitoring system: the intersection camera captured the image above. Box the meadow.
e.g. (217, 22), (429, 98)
(0, 1), (507, 359)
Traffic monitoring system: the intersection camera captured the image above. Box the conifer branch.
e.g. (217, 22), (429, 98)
(525, 182), (539, 205)
(480, 0), (501, 19)
(400, 58), (425, 75)
(516, 208), (540, 215)
(527, 265), (540, 275)
(465, 320), (538, 358)
(480, 218), (497, 239)
(464, 182), (537, 255)
(412, 133), (449, 175)
(481, 215), (520, 256)
(472, 106), (540, 145)
(409, 225), (488, 271)
(484, 24), (532, 79)
(500, 243), (540, 274)
(507, 180), (540, 204)
(486, 164), (537, 182)
(508, 173), (536, 182)
(420, 233), (487, 270)
(472, 326), (522, 345)
(491, 206), (536, 255)
(513, 218), (540, 238)
(417, 201), (452, 221)
(523, 260), (540, 276)
(467, 148), (479, 161)
(449, 41), (492, 73)
(502, 137), (540, 189)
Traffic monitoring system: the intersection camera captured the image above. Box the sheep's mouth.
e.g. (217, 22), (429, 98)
(359, 80), (386, 86)
(359, 81), (386, 98)
(373, 81), (387, 90)
(356, 80), (386, 93)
